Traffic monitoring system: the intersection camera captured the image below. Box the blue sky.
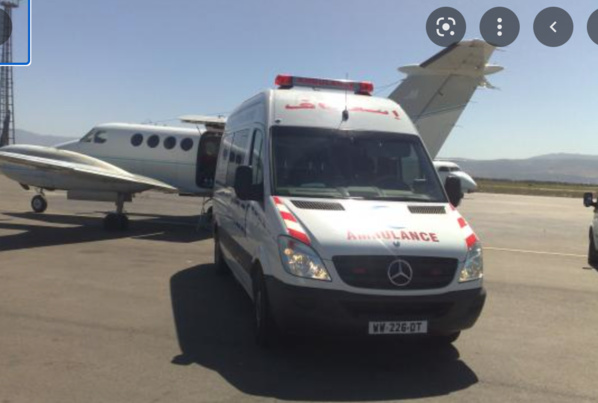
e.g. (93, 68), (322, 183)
(10, 0), (598, 159)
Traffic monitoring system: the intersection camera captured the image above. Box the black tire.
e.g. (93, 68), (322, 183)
(589, 228), (598, 267)
(104, 213), (128, 231)
(31, 195), (47, 213)
(427, 331), (461, 346)
(253, 268), (276, 348)
(104, 213), (118, 231)
(118, 214), (129, 231)
(213, 230), (229, 275)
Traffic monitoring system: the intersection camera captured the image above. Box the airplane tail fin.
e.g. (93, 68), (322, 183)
(388, 40), (502, 158)
(0, 112), (10, 148)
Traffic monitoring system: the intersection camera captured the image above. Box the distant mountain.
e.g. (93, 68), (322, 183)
(13, 129), (76, 147)
(445, 154), (598, 185)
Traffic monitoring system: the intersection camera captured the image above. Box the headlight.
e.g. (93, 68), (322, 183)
(459, 241), (483, 282)
(278, 236), (331, 281)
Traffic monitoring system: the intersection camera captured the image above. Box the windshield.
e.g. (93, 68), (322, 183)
(271, 126), (447, 202)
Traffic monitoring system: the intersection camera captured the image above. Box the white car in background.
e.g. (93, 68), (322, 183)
(434, 161), (478, 195)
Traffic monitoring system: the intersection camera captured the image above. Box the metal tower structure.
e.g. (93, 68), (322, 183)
(0, 0), (18, 145)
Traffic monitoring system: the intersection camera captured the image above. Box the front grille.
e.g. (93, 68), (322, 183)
(291, 200), (345, 211)
(332, 255), (458, 290)
(408, 205), (446, 214)
(341, 300), (452, 320)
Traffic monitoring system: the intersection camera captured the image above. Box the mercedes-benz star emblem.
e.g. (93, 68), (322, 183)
(387, 259), (414, 287)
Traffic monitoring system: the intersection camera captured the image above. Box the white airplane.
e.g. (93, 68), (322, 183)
(434, 160), (477, 194)
(0, 117), (225, 230)
(0, 40), (499, 230)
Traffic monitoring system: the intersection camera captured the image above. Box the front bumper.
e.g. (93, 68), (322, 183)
(265, 276), (486, 337)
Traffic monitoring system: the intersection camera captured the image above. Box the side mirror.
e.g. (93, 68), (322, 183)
(445, 176), (463, 207)
(583, 192), (596, 208)
(234, 165), (263, 201)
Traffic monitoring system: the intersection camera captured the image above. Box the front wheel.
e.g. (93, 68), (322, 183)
(589, 228), (598, 267)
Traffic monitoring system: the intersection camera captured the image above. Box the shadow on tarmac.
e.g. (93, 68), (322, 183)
(0, 212), (211, 252)
(170, 264), (479, 401)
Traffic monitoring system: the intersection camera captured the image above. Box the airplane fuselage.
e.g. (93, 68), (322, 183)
(0, 123), (222, 197)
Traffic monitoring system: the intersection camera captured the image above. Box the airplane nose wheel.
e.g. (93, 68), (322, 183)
(31, 195), (48, 213)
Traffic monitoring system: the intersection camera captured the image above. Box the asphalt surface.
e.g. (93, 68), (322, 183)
(0, 174), (597, 403)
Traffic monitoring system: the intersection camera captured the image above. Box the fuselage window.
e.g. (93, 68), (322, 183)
(164, 136), (177, 150)
(181, 138), (194, 151)
(148, 134), (160, 148)
(94, 130), (108, 144)
(131, 133), (143, 146)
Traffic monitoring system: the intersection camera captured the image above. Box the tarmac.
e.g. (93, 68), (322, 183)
(0, 174), (597, 403)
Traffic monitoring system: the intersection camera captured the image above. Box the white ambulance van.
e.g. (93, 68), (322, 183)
(213, 75), (485, 346)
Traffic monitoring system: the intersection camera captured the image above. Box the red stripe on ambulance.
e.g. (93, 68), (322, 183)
(465, 233), (478, 249)
(272, 197), (311, 245)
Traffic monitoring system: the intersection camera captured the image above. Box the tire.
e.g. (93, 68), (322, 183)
(31, 195), (47, 213)
(104, 213), (128, 231)
(213, 230), (229, 275)
(253, 268), (276, 348)
(427, 331), (461, 346)
(589, 229), (598, 267)
(118, 214), (129, 231)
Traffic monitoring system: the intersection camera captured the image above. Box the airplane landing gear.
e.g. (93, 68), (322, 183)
(31, 194), (48, 213)
(103, 193), (129, 231)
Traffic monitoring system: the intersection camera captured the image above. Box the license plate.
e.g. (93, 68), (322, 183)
(368, 320), (428, 335)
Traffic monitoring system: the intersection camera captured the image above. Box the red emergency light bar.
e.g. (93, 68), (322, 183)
(275, 75), (374, 95)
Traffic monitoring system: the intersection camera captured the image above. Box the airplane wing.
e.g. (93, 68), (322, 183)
(388, 39), (503, 158)
(0, 145), (178, 193)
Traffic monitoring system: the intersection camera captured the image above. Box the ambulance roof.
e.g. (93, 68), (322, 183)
(269, 87), (419, 135)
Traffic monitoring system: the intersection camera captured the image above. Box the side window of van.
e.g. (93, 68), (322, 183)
(250, 129), (264, 185)
(226, 129), (250, 187)
(215, 133), (233, 187)
(226, 134), (239, 187)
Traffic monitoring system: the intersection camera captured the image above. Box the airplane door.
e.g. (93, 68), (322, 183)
(195, 132), (222, 189)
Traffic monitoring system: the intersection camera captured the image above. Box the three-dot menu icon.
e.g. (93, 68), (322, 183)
(480, 7), (520, 47)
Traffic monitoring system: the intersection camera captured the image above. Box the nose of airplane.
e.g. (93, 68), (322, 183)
(55, 140), (80, 151)
(449, 171), (477, 193)
(458, 173), (478, 193)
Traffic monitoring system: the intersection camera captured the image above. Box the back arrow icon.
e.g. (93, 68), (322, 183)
(550, 21), (557, 32)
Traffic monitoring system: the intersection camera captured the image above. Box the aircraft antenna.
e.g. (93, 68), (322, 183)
(0, 0), (19, 145)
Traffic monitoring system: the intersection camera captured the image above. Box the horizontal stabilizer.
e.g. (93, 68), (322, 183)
(179, 115), (227, 132)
